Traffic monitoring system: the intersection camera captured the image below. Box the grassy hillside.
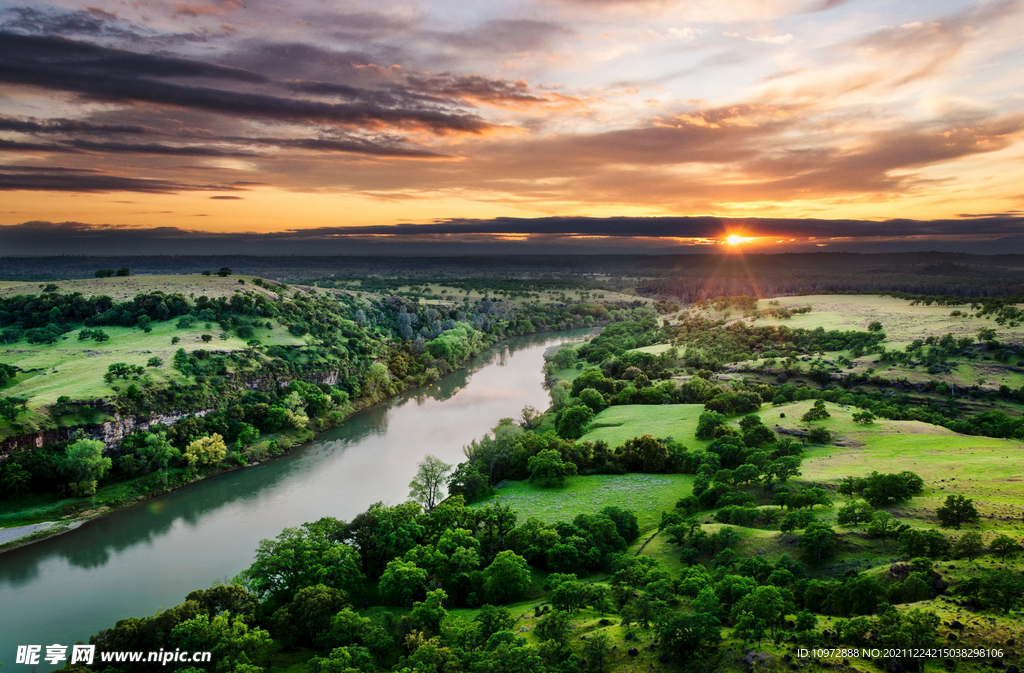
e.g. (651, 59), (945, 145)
(0, 274), (284, 302)
(2, 320), (306, 410)
(580, 404), (712, 449)
(482, 473), (694, 533)
(746, 294), (1024, 348)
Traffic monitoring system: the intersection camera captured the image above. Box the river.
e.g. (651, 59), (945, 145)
(0, 329), (590, 667)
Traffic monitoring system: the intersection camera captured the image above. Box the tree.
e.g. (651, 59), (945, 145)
(577, 388), (607, 414)
(184, 433), (227, 468)
(656, 612), (721, 660)
(483, 551), (531, 603)
(798, 522), (837, 565)
(201, 333), (214, 343)
(801, 399), (831, 422)
(408, 455), (452, 510)
(411, 589), (448, 635)
(556, 404), (594, 439)
(979, 569), (1024, 613)
(528, 449), (577, 487)
(581, 631), (610, 672)
(283, 584), (347, 645)
(732, 585), (786, 636)
(936, 495), (979, 529)
(695, 411), (728, 439)
(170, 612), (270, 671)
(852, 410), (875, 424)
(990, 534), (1020, 560)
(217, 267), (233, 277)
(806, 427), (832, 444)
(868, 512), (901, 536)
(519, 405), (542, 430)
(64, 438), (112, 496)
(836, 501), (874, 527)
(241, 517), (363, 608)
(953, 531), (984, 560)
(876, 608), (939, 673)
(378, 559), (427, 606)
(867, 321), (883, 332)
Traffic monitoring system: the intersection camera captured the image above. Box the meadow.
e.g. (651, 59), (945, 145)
(579, 404), (712, 449)
(1, 317), (305, 410)
(481, 473), (694, 534)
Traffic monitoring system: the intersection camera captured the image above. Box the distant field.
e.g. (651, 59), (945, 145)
(627, 343), (674, 355)
(752, 399), (1024, 527)
(480, 473), (694, 533)
(749, 294), (1024, 347)
(1, 319), (305, 409)
(0, 274), (286, 302)
(580, 404), (712, 449)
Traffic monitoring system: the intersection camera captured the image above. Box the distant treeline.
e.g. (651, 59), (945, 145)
(3, 253), (1024, 298)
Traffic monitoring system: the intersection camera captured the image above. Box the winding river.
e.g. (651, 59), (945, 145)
(0, 329), (590, 667)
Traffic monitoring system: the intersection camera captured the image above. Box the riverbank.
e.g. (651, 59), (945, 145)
(0, 328), (594, 555)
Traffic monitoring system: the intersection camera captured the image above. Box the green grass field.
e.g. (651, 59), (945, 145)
(742, 400), (1024, 531)
(479, 473), (694, 534)
(580, 404), (712, 449)
(1, 318), (306, 409)
(0, 274), (285, 302)
(749, 294), (1024, 348)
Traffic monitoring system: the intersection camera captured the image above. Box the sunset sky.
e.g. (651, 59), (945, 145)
(2, 0), (1024, 253)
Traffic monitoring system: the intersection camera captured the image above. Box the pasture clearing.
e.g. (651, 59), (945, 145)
(480, 473), (694, 534)
(1, 319), (305, 408)
(580, 404), (711, 449)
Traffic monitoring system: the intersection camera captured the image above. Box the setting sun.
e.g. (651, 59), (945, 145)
(726, 235), (753, 245)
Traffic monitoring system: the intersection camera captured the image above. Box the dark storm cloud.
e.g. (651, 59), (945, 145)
(63, 140), (260, 157)
(0, 115), (156, 136)
(3, 216), (1022, 256)
(0, 5), (202, 43)
(0, 33), (491, 133)
(0, 168), (244, 193)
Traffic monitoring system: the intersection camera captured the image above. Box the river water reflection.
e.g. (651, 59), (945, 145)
(0, 329), (590, 666)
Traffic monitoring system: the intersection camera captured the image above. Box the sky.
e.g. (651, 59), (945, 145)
(1, 0), (1024, 254)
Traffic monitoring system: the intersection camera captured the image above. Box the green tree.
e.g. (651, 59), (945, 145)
(581, 631), (610, 672)
(935, 494), (979, 529)
(411, 589), (448, 635)
(217, 267), (233, 277)
(184, 433), (227, 468)
(527, 449), (577, 487)
(577, 388), (606, 414)
(852, 410), (875, 424)
(990, 534), (1020, 560)
(867, 511), (900, 538)
(656, 612), (722, 661)
(695, 411), (728, 439)
(241, 517), (363, 608)
(378, 559), (427, 606)
(408, 455), (452, 510)
(483, 551), (531, 603)
(732, 585), (786, 636)
(953, 531), (984, 560)
(170, 612), (271, 671)
(64, 438), (112, 496)
(836, 501), (874, 527)
(281, 584), (347, 646)
(798, 522), (837, 565)
(979, 569), (1024, 612)
(556, 404), (594, 439)
(801, 399), (830, 422)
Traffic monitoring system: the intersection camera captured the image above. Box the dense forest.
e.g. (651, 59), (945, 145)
(3, 252), (1024, 297)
